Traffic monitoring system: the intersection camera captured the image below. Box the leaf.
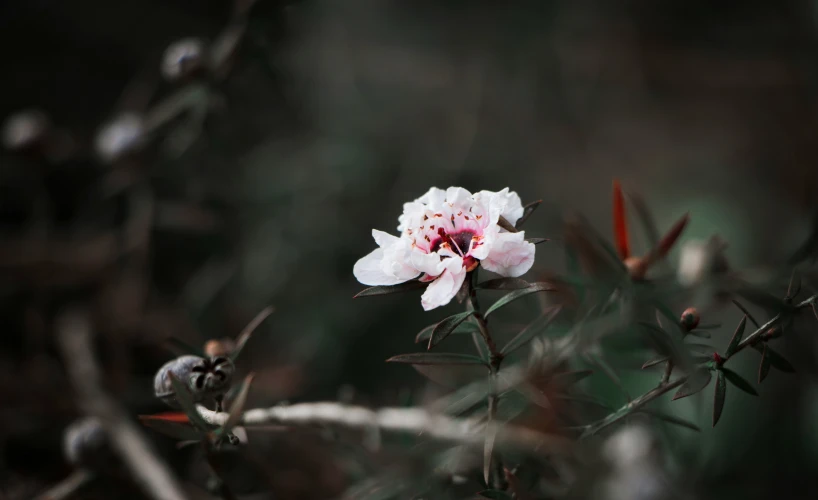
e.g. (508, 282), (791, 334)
(612, 179), (631, 260)
(386, 353), (488, 367)
(168, 373), (212, 432)
(526, 238), (550, 245)
(232, 306), (274, 361)
(637, 409), (700, 432)
(476, 278), (531, 290)
(787, 270), (801, 299)
(501, 306), (561, 355)
(497, 216), (519, 233)
(721, 367), (758, 396)
(758, 345), (772, 383)
(687, 330), (711, 339)
(642, 357), (669, 369)
(725, 316), (746, 356)
(515, 199), (542, 228)
(654, 214), (690, 259)
(624, 189), (661, 254)
(672, 369), (713, 401)
(731, 300), (760, 328)
(755, 344), (795, 373)
(218, 373), (254, 438)
(585, 352), (629, 400)
(712, 370), (727, 427)
(415, 321), (479, 343)
(479, 490), (514, 500)
(563, 215), (628, 282)
(353, 280), (427, 298)
(428, 311), (476, 349)
(484, 283), (554, 317)
(551, 369), (594, 386)
(139, 415), (203, 441)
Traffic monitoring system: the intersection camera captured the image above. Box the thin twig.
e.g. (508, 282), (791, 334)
(56, 308), (189, 500)
(33, 469), (94, 500)
(195, 403), (573, 456)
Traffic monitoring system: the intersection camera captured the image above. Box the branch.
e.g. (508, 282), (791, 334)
(195, 403), (573, 456)
(56, 308), (189, 500)
(33, 469), (94, 500)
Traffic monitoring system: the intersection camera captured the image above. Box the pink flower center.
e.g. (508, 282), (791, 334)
(431, 228), (475, 256)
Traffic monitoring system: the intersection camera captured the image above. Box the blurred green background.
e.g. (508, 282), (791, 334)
(1, 0), (818, 498)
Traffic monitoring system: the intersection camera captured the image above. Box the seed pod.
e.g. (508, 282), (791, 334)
(161, 38), (206, 82)
(679, 307), (700, 332)
(62, 416), (114, 469)
(153, 355), (235, 408)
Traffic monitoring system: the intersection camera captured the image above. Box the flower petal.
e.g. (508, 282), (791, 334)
(410, 249), (446, 276)
(354, 248), (413, 286)
(420, 257), (467, 311)
(372, 229), (400, 247)
(481, 231), (535, 277)
(445, 187), (473, 208)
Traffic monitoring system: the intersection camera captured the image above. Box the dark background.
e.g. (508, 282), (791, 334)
(2, 1), (818, 499)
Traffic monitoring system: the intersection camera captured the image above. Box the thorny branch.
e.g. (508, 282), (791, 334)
(56, 308), (190, 500)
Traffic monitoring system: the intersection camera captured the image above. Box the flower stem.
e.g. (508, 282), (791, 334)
(466, 270), (506, 489)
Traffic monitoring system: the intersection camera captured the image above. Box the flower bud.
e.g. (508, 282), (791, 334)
(679, 307), (700, 331)
(62, 416), (113, 469)
(204, 338), (236, 358)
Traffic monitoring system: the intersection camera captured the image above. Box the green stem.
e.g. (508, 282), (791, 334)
(466, 270), (506, 489)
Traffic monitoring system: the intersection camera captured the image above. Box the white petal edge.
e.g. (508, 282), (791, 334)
(480, 232), (535, 277)
(420, 257), (466, 311)
(353, 248), (414, 286)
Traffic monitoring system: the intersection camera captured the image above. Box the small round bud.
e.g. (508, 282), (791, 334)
(161, 38), (206, 81)
(624, 256), (646, 280)
(154, 355), (235, 408)
(204, 338), (236, 358)
(63, 416), (113, 469)
(679, 307), (700, 331)
(95, 113), (146, 163)
(2, 109), (50, 150)
(763, 326), (783, 340)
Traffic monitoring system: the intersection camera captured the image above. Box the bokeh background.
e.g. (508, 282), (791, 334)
(2, 0), (818, 499)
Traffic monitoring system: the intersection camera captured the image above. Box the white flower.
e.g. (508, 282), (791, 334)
(354, 187), (536, 310)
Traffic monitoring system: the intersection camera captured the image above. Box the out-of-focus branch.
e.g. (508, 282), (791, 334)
(56, 308), (190, 500)
(195, 402), (573, 455)
(33, 469), (94, 500)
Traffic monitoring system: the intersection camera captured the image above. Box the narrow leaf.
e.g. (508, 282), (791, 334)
(139, 415), (203, 441)
(232, 306), (274, 361)
(485, 283), (554, 317)
(687, 330), (711, 339)
(168, 373), (211, 432)
(476, 278), (531, 290)
(219, 373), (254, 437)
(725, 316), (746, 356)
(655, 214), (689, 258)
(758, 345), (772, 383)
(722, 367), (758, 396)
(637, 409), (700, 432)
(501, 306), (561, 355)
(712, 370), (727, 427)
(586, 352), (629, 400)
(787, 269), (801, 299)
(428, 311), (476, 349)
(515, 199), (543, 228)
(478, 490), (513, 500)
(526, 237), (550, 245)
(624, 190), (661, 255)
(551, 369), (594, 386)
(612, 179), (631, 260)
(386, 352), (488, 367)
(672, 369), (713, 400)
(731, 300), (760, 328)
(415, 321), (479, 343)
(642, 357), (669, 369)
(354, 280), (427, 298)
(497, 216), (518, 233)
(755, 344), (795, 373)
